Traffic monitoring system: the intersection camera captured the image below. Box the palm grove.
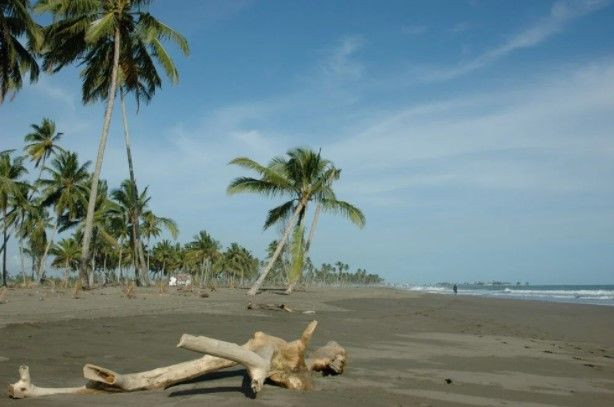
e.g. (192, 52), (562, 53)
(1, 0), (382, 293)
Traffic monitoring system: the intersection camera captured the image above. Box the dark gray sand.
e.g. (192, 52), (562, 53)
(1, 287), (613, 406)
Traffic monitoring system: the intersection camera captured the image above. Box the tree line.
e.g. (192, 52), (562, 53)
(1, 1), (381, 293)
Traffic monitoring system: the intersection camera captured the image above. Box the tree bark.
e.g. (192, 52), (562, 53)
(79, 28), (122, 289)
(19, 240), (26, 286)
(120, 91), (148, 286)
(37, 217), (58, 283)
(2, 208), (8, 287)
(247, 198), (307, 296)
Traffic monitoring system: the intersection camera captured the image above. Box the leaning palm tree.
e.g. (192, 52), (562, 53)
(23, 118), (64, 182)
(36, 0), (189, 288)
(37, 151), (90, 282)
(0, 0), (42, 102)
(0, 151), (28, 285)
(228, 147), (365, 295)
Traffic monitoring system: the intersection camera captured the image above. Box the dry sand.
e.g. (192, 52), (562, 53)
(0, 286), (613, 406)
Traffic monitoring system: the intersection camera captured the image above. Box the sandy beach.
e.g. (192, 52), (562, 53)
(1, 286), (613, 406)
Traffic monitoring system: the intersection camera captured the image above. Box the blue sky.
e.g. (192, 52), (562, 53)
(2, 0), (614, 284)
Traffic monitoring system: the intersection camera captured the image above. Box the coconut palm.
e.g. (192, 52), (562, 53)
(0, 151), (28, 285)
(0, 0), (42, 102)
(37, 151), (90, 282)
(220, 243), (258, 287)
(23, 118), (64, 181)
(185, 230), (220, 287)
(140, 209), (178, 270)
(228, 147), (365, 295)
(81, 14), (188, 284)
(50, 237), (80, 286)
(111, 179), (150, 285)
(10, 180), (36, 284)
(36, 0), (189, 288)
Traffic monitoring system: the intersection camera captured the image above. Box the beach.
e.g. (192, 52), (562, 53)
(1, 286), (613, 406)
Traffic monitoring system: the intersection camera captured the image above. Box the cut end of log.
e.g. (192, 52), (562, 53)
(83, 364), (118, 385)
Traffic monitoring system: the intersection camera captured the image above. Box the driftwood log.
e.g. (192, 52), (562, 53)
(8, 320), (346, 399)
(247, 302), (293, 312)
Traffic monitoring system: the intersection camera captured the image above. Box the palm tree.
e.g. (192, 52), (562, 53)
(11, 180), (35, 284)
(50, 237), (80, 286)
(37, 151), (90, 282)
(186, 230), (220, 287)
(0, 151), (28, 285)
(140, 209), (178, 271)
(0, 0), (42, 102)
(82, 26), (189, 286)
(37, 0), (189, 289)
(228, 147), (365, 295)
(221, 243), (258, 287)
(111, 179), (149, 285)
(23, 118), (64, 182)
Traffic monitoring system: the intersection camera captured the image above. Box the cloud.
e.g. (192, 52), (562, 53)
(322, 36), (365, 81)
(421, 0), (611, 82)
(326, 59), (614, 203)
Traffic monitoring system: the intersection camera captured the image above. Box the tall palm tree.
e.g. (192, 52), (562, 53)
(23, 118), (64, 182)
(37, 151), (90, 282)
(228, 147), (365, 295)
(0, 151), (28, 285)
(0, 0), (42, 102)
(36, 0), (188, 288)
(186, 230), (219, 287)
(11, 180), (35, 284)
(81, 21), (189, 285)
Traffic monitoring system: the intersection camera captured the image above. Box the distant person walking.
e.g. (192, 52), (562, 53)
(453, 284), (458, 294)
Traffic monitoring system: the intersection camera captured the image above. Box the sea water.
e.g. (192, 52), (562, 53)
(400, 284), (614, 307)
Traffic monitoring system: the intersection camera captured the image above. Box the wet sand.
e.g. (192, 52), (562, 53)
(1, 286), (613, 406)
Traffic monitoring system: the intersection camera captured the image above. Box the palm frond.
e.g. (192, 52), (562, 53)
(263, 200), (295, 230)
(320, 198), (366, 228)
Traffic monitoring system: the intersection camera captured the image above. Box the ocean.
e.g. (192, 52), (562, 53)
(400, 284), (614, 307)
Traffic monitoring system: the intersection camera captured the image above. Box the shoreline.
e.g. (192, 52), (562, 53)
(1, 286), (613, 406)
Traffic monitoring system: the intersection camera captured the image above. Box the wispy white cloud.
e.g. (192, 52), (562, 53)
(322, 35), (365, 81)
(421, 0), (611, 82)
(327, 59), (614, 205)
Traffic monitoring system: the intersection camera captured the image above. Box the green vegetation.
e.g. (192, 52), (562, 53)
(0, 2), (380, 292)
(228, 147), (366, 294)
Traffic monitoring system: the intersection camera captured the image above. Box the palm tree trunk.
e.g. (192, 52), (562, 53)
(120, 91), (149, 286)
(37, 217), (58, 283)
(118, 241), (123, 283)
(2, 208), (8, 287)
(79, 28), (122, 289)
(63, 258), (69, 288)
(19, 240), (26, 286)
(247, 198), (307, 296)
(304, 202), (322, 254)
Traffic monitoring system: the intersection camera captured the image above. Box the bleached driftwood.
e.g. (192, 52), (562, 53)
(7, 365), (94, 399)
(8, 320), (346, 399)
(306, 341), (346, 375)
(178, 320), (318, 391)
